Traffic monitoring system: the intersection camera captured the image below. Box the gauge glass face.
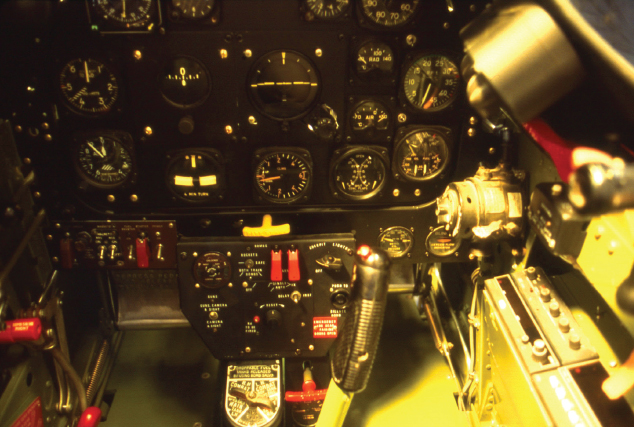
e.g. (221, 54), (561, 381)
(75, 135), (133, 188)
(226, 364), (281, 427)
(166, 151), (222, 202)
(159, 56), (211, 108)
(356, 41), (394, 75)
(403, 55), (460, 112)
(306, 0), (349, 19)
(378, 227), (414, 258)
(60, 59), (119, 115)
(94, 0), (153, 23)
(361, 0), (420, 27)
(171, 0), (214, 19)
(193, 252), (231, 289)
(395, 129), (449, 181)
(351, 101), (390, 131)
(333, 149), (387, 200)
(255, 152), (311, 203)
(248, 51), (320, 120)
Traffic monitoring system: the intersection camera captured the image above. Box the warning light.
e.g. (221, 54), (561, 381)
(357, 245), (372, 260)
(253, 316), (261, 324)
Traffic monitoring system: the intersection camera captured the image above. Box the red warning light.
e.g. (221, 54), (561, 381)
(253, 316), (261, 324)
(357, 245), (372, 260)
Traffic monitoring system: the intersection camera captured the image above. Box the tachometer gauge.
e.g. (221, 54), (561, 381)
(60, 58), (119, 115)
(171, 0), (214, 19)
(331, 146), (388, 200)
(351, 100), (390, 131)
(393, 128), (450, 181)
(356, 41), (394, 75)
(166, 150), (224, 203)
(254, 149), (312, 204)
(248, 51), (320, 120)
(378, 226), (414, 258)
(403, 54), (460, 112)
(93, 0), (153, 24)
(193, 252), (231, 289)
(74, 134), (133, 188)
(305, 0), (349, 19)
(158, 56), (211, 108)
(360, 0), (420, 27)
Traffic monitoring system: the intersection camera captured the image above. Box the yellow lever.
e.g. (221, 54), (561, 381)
(242, 215), (290, 237)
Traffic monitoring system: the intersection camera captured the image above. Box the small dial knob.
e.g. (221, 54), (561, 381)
(266, 309), (282, 329)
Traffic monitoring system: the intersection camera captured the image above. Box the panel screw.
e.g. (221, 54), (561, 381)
(467, 128), (476, 137)
(393, 189), (400, 197)
(414, 189), (421, 197)
(130, 194), (138, 202)
(315, 48), (323, 57)
(220, 49), (228, 59)
(308, 279), (313, 286)
(489, 147), (495, 154)
(209, 312), (218, 320)
(44, 134), (52, 141)
(15, 125), (22, 133)
(245, 347), (251, 353)
(195, 283), (200, 288)
(145, 126), (153, 135)
(242, 281), (248, 288)
(443, 22), (450, 29)
(397, 113), (407, 123)
(469, 116), (478, 125)
(309, 345), (314, 351)
(42, 122), (49, 130)
(248, 116), (257, 125)
(134, 50), (142, 60)
(52, 257), (59, 263)
(243, 49), (252, 58)
(406, 34), (417, 46)
(107, 195), (115, 202)
(225, 125), (233, 134)
(47, 235), (53, 241)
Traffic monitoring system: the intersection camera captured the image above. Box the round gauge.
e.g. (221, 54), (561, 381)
(193, 252), (232, 289)
(305, 0), (349, 19)
(426, 226), (460, 257)
(254, 151), (312, 204)
(60, 58), (119, 115)
(248, 51), (320, 120)
(360, 0), (420, 27)
(158, 56), (211, 108)
(378, 226), (414, 258)
(75, 135), (133, 188)
(171, 0), (214, 19)
(166, 151), (224, 203)
(403, 54), (460, 112)
(94, 0), (153, 24)
(226, 375), (282, 427)
(394, 128), (450, 181)
(351, 100), (390, 131)
(331, 147), (387, 200)
(356, 41), (394, 75)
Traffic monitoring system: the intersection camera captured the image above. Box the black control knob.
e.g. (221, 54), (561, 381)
(265, 309), (282, 330)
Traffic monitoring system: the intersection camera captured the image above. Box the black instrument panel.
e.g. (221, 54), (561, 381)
(0, 0), (497, 229)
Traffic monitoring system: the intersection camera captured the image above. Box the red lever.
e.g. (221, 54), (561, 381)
(284, 367), (327, 402)
(288, 249), (300, 281)
(271, 250), (283, 281)
(135, 238), (150, 268)
(0, 318), (42, 344)
(78, 407), (101, 427)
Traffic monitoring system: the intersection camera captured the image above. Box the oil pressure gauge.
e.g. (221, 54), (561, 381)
(378, 226), (414, 258)
(393, 127), (450, 182)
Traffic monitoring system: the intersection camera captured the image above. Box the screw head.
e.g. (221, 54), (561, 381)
(225, 125), (233, 134)
(134, 50), (142, 60)
(315, 48), (323, 57)
(220, 49), (228, 59)
(393, 189), (400, 197)
(248, 116), (257, 125)
(107, 195), (115, 203)
(467, 128), (476, 137)
(397, 113), (407, 123)
(406, 34), (417, 46)
(145, 126), (153, 136)
(130, 194), (138, 202)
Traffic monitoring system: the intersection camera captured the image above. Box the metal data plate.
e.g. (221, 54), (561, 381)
(225, 361), (282, 427)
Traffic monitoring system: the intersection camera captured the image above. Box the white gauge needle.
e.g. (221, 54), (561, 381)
(84, 61), (90, 83)
(71, 87), (87, 101)
(99, 137), (107, 157)
(87, 142), (105, 158)
(421, 83), (432, 107)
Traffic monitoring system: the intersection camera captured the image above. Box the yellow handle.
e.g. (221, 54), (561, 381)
(242, 215), (290, 237)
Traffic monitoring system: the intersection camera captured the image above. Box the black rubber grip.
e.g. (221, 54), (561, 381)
(331, 247), (390, 393)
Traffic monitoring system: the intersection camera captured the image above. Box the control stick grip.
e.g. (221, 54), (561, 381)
(331, 246), (390, 393)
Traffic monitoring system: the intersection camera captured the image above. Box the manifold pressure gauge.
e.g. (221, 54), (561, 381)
(74, 133), (134, 188)
(378, 226), (414, 258)
(254, 149), (313, 204)
(60, 58), (119, 115)
(402, 54), (460, 112)
(393, 127), (450, 181)
(331, 146), (388, 200)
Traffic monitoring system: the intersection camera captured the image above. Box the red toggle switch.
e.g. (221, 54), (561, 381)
(136, 238), (150, 268)
(0, 318), (42, 344)
(271, 250), (283, 281)
(60, 238), (74, 269)
(288, 249), (300, 281)
(78, 407), (102, 427)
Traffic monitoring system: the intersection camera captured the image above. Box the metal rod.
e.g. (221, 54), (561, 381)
(50, 347), (88, 413)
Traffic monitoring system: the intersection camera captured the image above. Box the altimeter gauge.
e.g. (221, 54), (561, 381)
(60, 58), (119, 115)
(74, 134), (134, 188)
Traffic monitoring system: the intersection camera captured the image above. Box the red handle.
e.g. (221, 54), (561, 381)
(78, 407), (101, 427)
(0, 318), (42, 344)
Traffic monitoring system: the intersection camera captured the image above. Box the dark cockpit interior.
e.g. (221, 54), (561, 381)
(1, 1), (634, 426)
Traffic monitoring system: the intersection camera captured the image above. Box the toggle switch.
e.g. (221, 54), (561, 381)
(288, 249), (300, 281)
(271, 250), (283, 281)
(136, 238), (150, 268)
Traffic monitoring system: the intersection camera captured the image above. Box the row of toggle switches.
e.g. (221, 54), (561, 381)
(271, 249), (300, 282)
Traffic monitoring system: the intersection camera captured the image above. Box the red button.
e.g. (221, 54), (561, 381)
(271, 250), (283, 281)
(78, 407), (102, 427)
(288, 249), (300, 281)
(136, 238), (150, 268)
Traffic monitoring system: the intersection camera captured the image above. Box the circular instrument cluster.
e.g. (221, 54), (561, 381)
(393, 128), (450, 181)
(193, 252), (232, 289)
(60, 58), (119, 115)
(359, 0), (420, 27)
(402, 54), (461, 112)
(331, 147), (388, 200)
(74, 133), (134, 188)
(165, 150), (224, 203)
(254, 150), (313, 204)
(158, 56), (211, 108)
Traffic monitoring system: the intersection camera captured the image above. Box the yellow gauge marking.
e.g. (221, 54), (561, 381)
(282, 52), (286, 65)
(199, 175), (217, 186)
(174, 176), (194, 186)
(190, 156), (197, 169)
